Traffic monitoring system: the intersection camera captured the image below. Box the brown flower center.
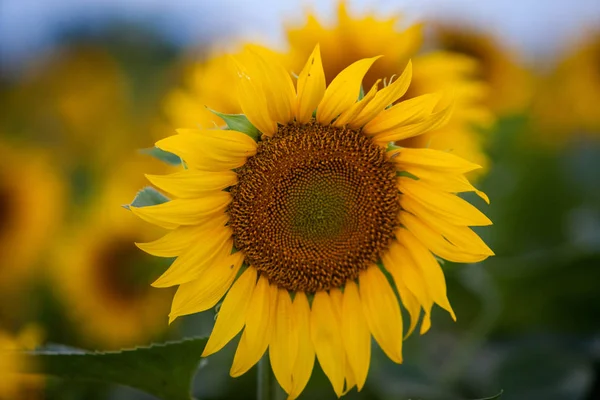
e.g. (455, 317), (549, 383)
(228, 121), (400, 292)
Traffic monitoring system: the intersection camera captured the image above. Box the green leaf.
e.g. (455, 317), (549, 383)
(123, 186), (170, 210)
(208, 108), (260, 140)
(140, 147), (182, 166)
(16, 337), (208, 400)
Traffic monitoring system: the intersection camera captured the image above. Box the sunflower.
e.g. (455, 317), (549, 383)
(432, 22), (533, 115)
(0, 326), (44, 400)
(0, 141), (65, 322)
(531, 32), (600, 142)
(164, 1), (494, 174)
(51, 158), (173, 348)
(133, 46), (493, 398)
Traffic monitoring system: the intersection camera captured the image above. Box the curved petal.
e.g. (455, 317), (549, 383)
(296, 44), (326, 123)
(382, 241), (432, 337)
(202, 267), (257, 357)
(398, 177), (492, 226)
(146, 170), (237, 198)
(288, 292), (315, 400)
(152, 229), (233, 288)
(231, 275), (277, 377)
(363, 92), (440, 135)
(399, 165), (489, 203)
(333, 81), (380, 127)
(399, 210), (491, 263)
(135, 217), (227, 257)
(388, 147), (481, 173)
(359, 265), (403, 364)
(245, 46), (296, 125)
(316, 56), (381, 124)
(349, 60), (413, 129)
(311, 291), (345, 397)
(130, 193), (231, 230)
(269, 289), (297, 394)
(373, 104), (454, 144)
(157, 130), (257, 171)
(396, 228), (456, 320)
(401, 196), (493, 255)
(342, 281), (371, 391)
(233, 57), (277, 135)
(168, 251), (244, 322)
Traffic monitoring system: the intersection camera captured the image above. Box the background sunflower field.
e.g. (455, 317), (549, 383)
(1, 1), (599, 399)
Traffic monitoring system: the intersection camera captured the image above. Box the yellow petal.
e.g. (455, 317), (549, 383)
(296, 44), (326, 123)
(396, 228), (456, 321)
(401, 165), (489, 203)
(381, 241), (432, 338)
(373, 104), (454, 144)
(398, 177), (492, 226)
(146, 170), (237, 199)
(152, 229), (233, 288)
(310, 291), (345, 397)
(399, 210), (491, 263)
(135, 216), (227, 257)
(231, 275), (277, 377)
(349, 61), (413, 129)
(333, 80), (380, 127)
(402, 196), (494, 255)
(343, 356), (356, 395)
(359, 266), (403, 364)
(388, 147), (481, 173)
(245, 46), (296, 125)
(202, 267), (257, 357)
(157, 130), (257, 171)
(341, 281), (370, 390)
(130, 193), (231, 229)
(269, 289), (298, 394)
(168, 251), (244, 322)
(233, 58), (277, 135)
(363, 92), (440, 135)
(316, 56), (381, 124)
(288, 292), (315, 400)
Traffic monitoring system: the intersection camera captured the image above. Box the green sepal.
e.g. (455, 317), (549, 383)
(12, 337), (208, 400)
(139, 147), (182, 166)
(123, 186), (169, 210)
(207, 108), (260, 140)
(358, 84), (365, 101)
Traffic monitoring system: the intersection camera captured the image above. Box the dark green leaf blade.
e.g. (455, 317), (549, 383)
(16, 337), (208, 400)
(208, 108), (260, 140)
(472, 390), (504, 400)
(123, 186), (170, 210)
(140, 147), (182, 166)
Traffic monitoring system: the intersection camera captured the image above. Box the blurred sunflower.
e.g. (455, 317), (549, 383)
(0, 325), (44, 400)
(432, 23), (533, 115)
(133, 46), (493, 398)
(51, 158), (173, 348)
(0, 141), (65, 321)
(3, 46), (136, 166)
(164, 1), (494, 173)
(532, 32), (600, 142)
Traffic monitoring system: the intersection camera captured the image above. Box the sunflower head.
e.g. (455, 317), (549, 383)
(132, 44), (492, 398)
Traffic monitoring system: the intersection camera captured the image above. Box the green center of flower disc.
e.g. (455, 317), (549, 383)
(228, 121), (400, 292)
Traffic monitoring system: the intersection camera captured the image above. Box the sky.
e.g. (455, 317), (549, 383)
(1, 0), (600, 70)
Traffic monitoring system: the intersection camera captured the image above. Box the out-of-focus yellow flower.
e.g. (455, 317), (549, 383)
(0, 325), (44, 400)
(531, 33), (600, 143)
(50, 157), (173, 349)
(164, 1), (494, 174)
(135, 45), (493, 398)
(0, 141), (65, 321)
(2, 46), (141, 166)
(432, 23), (534, 115)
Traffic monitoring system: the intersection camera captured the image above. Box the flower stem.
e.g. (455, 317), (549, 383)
(257, 355), (274, 400)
